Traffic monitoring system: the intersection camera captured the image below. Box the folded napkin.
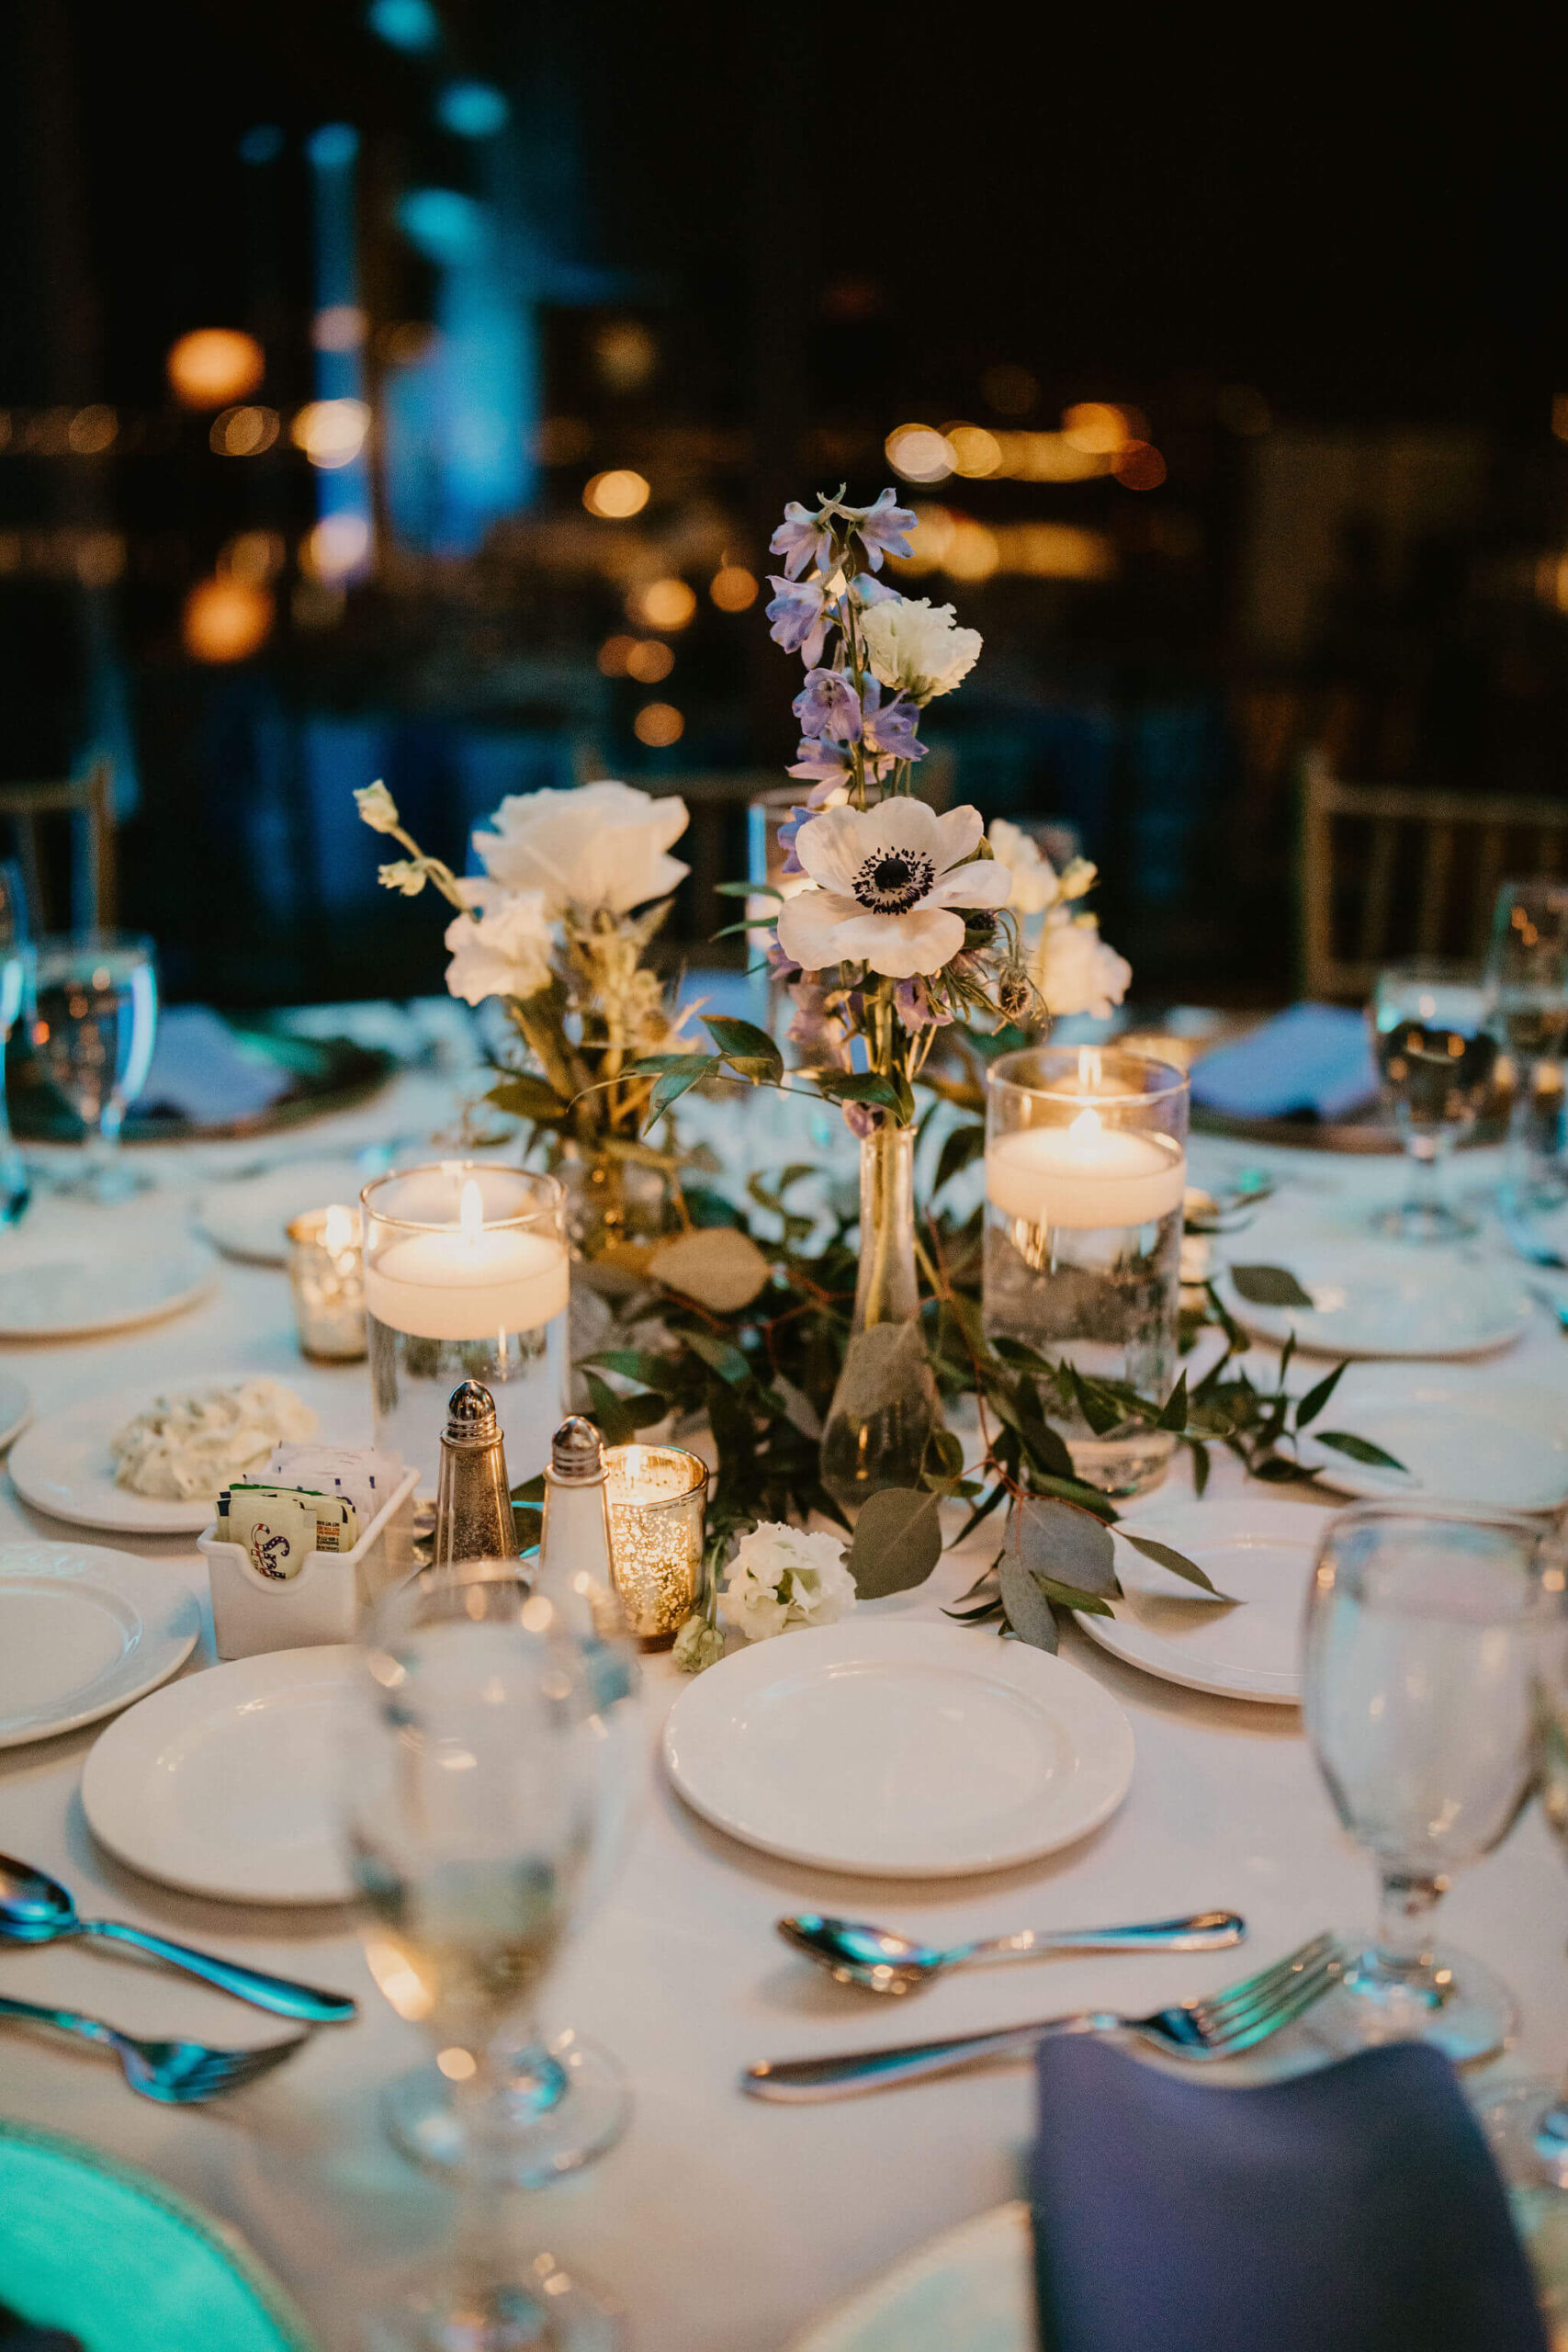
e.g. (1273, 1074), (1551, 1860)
(1031, 2037), (1547, 2352)
(132, 1005), (292, 1124)
(1190, 1001), (1378, 1122)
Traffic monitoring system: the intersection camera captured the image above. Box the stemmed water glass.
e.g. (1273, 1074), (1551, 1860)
(1369, 959), (1495, 1242)
(345, 1559), (624, 2350)
(1483, 877), (1568, 1214)
(0, 862), (31, 1225)
(1303, 1502), (1561, 2064)
(30, 930), (158, 1201)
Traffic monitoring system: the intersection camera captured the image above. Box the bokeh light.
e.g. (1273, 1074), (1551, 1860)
(367, 0), (440, 50)
(1061, 402), (1134, 456)
(582, 469), (649, 518)
(218, 530), (285, 583)
(597, 635), (637, 676)
(183, 577), (274, 662)
(290, 399), (371, 469)
(436, 81), (510, 138)
(626, 639), (674, 683)
(886, 424), (956, 484)
(167, 329), (265, 410)
(633, 702), (684, 747)
(302, 514), (373, 579)
(631, 577), (696, 629)
(66, 406), (117, 455)
(1113, 442), (1168, 490)
(942, 520), (1001, 581)
(946, 424), (1003, 478)
(312, 305), (367, 353)
(592, 321), (658, 392)
(210, 404), (280, 457)
(709, 564), (759, 611)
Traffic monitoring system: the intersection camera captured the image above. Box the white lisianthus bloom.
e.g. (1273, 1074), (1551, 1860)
(443, 888), (554, 1006)
(720, 1521), (857, 1643)
(777, 800), (1012, 979)
(1032, 910), (1133, 1021)
(987, 820), (1061, 916)
(355, 779), (400, 833)
(857, 594), (983, 704)
(473, 780), (689, 917)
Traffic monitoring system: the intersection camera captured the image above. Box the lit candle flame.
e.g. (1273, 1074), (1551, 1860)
(1066, 1105), (1102, 1157)
(459, 1178), (483, 1249)
(323, 1203), (356, 1254)
(1077, 1046), (1102, 1091)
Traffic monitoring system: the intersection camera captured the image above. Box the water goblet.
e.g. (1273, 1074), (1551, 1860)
(346, 1559), (624, 2349)
(0, 860), (31, 1224)
(1483, 877), (1568, 1213)
(30, 930), (158, 1202)
(1370, 959), (1495, 1243)
(1303, 1502), (1560, 2064)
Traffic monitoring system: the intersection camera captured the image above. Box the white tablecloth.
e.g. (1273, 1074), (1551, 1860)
(3, 1052), (1567, 2352)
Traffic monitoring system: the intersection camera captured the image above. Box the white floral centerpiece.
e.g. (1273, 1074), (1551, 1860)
(355, 776), (701, 1258)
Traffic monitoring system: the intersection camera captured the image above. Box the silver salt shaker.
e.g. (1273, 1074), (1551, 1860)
(432, 1380), (520, 1567)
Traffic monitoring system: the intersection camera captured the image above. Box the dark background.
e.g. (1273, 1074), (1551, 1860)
(3, 0), (1564, 1007)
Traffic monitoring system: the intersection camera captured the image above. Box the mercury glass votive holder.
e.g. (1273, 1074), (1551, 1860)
(360, 1162), (569, 1489)
(984, 1046), (1190, 1498)
(287, 1204), (367, 1363)
(604, 1442), (707, 1645)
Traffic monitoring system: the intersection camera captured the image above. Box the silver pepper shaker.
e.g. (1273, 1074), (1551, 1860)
(432, 1381), (520, 1567)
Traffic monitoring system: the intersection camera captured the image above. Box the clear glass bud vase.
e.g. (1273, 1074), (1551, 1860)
(821, 1124), (941, 1514)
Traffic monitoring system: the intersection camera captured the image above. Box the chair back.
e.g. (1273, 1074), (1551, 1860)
(0, 757), (117, 932)
(1299, 754), (1568, 1001)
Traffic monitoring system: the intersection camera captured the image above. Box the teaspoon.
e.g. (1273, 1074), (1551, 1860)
(0, 1853), (356, 2024)
(778, 1908), (1245, 1995)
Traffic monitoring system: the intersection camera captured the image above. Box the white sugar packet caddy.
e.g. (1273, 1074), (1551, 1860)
(199, 1455), (420, 1658)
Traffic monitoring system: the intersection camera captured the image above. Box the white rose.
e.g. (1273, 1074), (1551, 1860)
(1032, 910), (1133, 1021)
(719, 1521), (857, 1643)
(473, 780), (689, 917)
(444, 888), (554, 1006)
(857, 594), (982, 703)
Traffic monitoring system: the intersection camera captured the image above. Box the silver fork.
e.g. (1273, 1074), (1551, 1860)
(743, 1930), (1340, 2101)
(0, 1994), (308, 2104)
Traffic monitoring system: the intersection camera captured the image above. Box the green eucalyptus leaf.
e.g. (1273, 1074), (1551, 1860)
(1032, 1575), (1116, 1619)
(998, 1549), (1058, 1651)
(1229, 1263), (1316, 1309)
(715, 879), (782, 899)
(816, 1069), (903, 1111)
(1156, 1373), (1190, 1432)
(684, 1331), (753, 1386)
(1120, 1532), (1235, 1602)
(649, 1063), (711, 1122)
(1252, 1453), (1312, 1482)
(846, 1486), (944, 1597)
(581, 1370), (636, 1449)
(702, 1015), (784, 1082)
(1314, 1430), (1410, 1470)
(1014, 1493), (1121, 1596)
(580, 1348), (680, 1394)
(1292, 1363), (1347, 1430)
(486, 1074), (567, 1124)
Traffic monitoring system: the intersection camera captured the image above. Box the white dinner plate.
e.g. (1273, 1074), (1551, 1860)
(0, 1240), (217, 1340)
(0, 1368), (31, 1450)
(1217, 1240), (1531, 1359)
(197, 1159), (369, 1266)
(662, 1620), (1134, 1877)
(1074, 1498), (1325, 1705)
(789, 2201), (1032, 2352)
(82, 1645), (355, 1904)
(1293, 1371), (1568, 1511)
(7, 1376), (283, 1536)
(0, 1540), (200, 1748)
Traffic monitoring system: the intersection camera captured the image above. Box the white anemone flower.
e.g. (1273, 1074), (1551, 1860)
(776, 799), (1012, 979)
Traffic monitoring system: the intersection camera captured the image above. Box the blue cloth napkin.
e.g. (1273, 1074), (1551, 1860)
(132, 1005), (292, 1124)
(1031, 2037), (1548, 2352)
(1190, 1001), (1378, 1122)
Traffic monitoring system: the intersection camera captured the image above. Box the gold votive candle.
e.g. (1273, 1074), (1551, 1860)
(287, 1204), (367, 1363)
(604, 1442), (707, 1645)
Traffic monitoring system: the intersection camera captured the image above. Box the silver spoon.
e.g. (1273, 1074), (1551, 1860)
(0, 1852), (356, 2024)
(778, 1907), (1245, 1995)
(0, 1993), (306, 2103)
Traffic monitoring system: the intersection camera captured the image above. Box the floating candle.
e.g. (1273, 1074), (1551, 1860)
(363, 1178), (570, 1341)
(986, 1107), (1187, 1231)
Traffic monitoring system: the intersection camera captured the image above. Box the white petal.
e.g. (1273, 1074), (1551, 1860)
(932, 804), (983, 870)
(824, 905), (964, 978)
(794, 806), (872, 897)
(861, 794), (943, 858)
(925, 859), (1013, 910)
(776, 888), (859, 969)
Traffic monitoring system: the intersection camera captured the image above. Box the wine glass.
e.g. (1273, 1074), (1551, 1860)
(382, 1532), (637, 2188)
(1483, 878), (1568, 1215)
(1303, 1503), (1561, 2064)
(30, 931), (158, 1202)
(1369, 959), (1495, 1243)
(0, 861), (32, 1225)
(346, 1559), (624, 2350)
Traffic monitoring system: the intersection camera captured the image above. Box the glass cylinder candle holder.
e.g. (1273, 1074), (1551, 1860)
(604, 1442), (707, 1645)
(287, 1204), (366, 1363)
(984, 1046), (1189, 1498)
(361, 1163), (568, 1490)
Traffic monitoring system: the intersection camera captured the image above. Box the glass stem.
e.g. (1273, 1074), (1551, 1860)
(1376, 1867), (1448, 1983)
(1401, 1130), (1448, 1221)
(448, 2045), (519, 2305)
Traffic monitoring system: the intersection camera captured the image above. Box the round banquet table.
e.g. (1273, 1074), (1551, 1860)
(2, 1032), (1567, 2352)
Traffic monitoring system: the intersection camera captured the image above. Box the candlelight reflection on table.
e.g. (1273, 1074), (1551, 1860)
(287, 1203), (366, 1362)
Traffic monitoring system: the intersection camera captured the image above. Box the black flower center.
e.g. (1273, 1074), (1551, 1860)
(852, 848), (935, 915)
